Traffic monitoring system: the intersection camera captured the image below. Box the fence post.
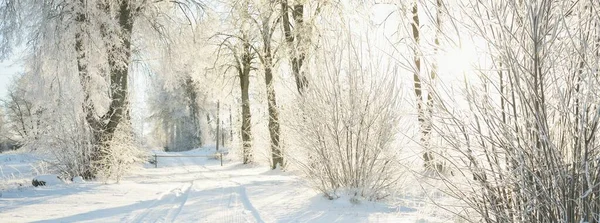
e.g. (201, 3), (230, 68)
(220, 152), (223, 166)
(216, 101), (220, 151)
(154, 154), (158, 168)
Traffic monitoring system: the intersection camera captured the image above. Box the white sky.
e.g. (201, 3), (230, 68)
(0, 58), (22, 100)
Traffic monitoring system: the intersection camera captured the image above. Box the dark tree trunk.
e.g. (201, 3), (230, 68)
(261, 3), (283, 169)
(410, 1), (432, 168)
(184, 76), (202, 147)
(75, 0), (134, 179)
(264, 35), (282, 169)
(240, 36), (253, 164)
(281, 0), (307, 94)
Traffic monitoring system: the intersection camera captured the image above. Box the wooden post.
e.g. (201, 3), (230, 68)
(229, 106), (233, 143)
(216, 101), (220, 151)
(221, 120), (225, 147)
(220, 152), (223, 166)
(154, 154), (158, 168)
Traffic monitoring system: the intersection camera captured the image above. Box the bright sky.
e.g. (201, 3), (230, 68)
(0, 58), (21, 100)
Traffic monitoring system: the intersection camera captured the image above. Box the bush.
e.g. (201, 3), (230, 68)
(92, 120), (145, 182)
(436, 1), (600, 221)
(291, 32), (403, 201)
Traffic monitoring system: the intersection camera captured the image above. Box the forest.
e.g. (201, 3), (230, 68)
(1, 0), (599, 222)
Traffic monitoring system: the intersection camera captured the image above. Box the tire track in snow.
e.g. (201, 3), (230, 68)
(219, 178), (264, 223)
(237, 185), (264, 223)
(125, 181), (193, 223)
(125, 154), (203, 223)
(164, 181), (192, 222)
(132, 152), (265, 222)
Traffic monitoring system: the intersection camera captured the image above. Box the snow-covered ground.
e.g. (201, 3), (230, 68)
(0, 148), (446, 222)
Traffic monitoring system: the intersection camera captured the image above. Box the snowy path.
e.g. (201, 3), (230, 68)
(123, 181), (193, 223)
(121, 154), (266, 223)
(0, 148), (441, 222)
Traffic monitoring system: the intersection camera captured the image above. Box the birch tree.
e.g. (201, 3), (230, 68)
(409, 0), (444, 171)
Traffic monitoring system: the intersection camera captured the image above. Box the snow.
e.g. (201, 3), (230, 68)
(72, 176), (85, 183)
(0, 152), (45, 190)
(0, 148), (446, 222)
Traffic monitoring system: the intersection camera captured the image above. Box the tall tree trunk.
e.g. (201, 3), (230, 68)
(265, 64), (282, 169)
(240, 35), (253, 164)
(281, 0), (307, 94)
(75, 0), (101, 179)
(229, 106), (233, 144)
(411, 0), (442, 171)
(410, 1), (430, 168)
(75, 0), (134, 179)
(103, 0), (133, 144)
(260, 1), (283, 169)
(427, 0), (442, 172)
(262, 13), (282, 169)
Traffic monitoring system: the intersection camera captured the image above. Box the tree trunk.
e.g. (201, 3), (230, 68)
(265, 64), (282, 169)
(281, 0), (307, 94)
(264, 44), (282, 169)
(229, 106), (233, 144)
(75, 0), (134, 179)
(240, 36), (253, 164)
(261, 3), (283, 169)
(411, 0), (441, 171)
(410, 1), (431, 168)
(103, 0), (133, 143)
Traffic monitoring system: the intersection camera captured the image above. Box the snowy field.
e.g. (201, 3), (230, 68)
(0, 148), (447, 222)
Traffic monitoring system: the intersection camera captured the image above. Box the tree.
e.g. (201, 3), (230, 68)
(255, 0), (283, 169)
(147, 74), (204, 151)
(215, 0), (257, 164)
(0, 0), (204, 179)
(2, 75), (44, 145)
(0, 106), (6, 143)
(73, 0), (136, 178)
(280, 0), (307, 94)
(409, 0), (444, 172)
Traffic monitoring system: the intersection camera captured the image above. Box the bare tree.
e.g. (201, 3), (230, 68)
(1, 0), (205, 178)
(254, 0), (283, 169)
(215, 0), (257, 164)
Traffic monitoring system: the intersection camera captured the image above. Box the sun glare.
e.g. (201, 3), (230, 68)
(438, 45), (478, 76)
